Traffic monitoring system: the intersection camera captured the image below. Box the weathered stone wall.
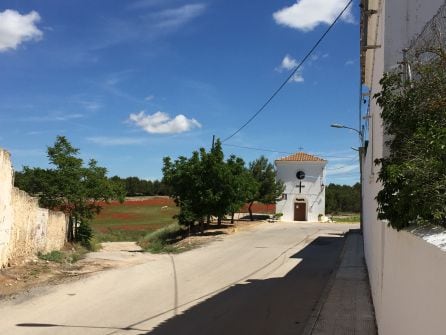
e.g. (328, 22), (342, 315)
(0, 150), (14, 267)
(0, 148), (67, 267)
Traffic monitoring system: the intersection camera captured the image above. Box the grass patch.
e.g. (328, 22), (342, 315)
(38, 244), (88, 264)
(138, 223), (186, 253)
(330, 213), (360, 223)
(87, 236), (102, 251)
(93, 229), (149, 243)
(38, 250), (64, 263)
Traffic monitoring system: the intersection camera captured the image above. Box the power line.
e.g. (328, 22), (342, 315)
(326, 164), (359, 171)
(222, 143), (357, 159)
(221, 0), (354, 143)
(223, 143), (294, 155)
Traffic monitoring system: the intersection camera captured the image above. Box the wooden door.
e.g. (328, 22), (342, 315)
(294, 202), (306, 221)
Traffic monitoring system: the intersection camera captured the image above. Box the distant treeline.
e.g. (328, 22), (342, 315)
(14, 172), (170, 197)
(325, 183), (360, 213)
(108, 176), (172, 196)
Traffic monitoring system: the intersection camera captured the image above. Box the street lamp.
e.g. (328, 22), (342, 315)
(330, 123), (364, 233)
(330, 123), (364, 144)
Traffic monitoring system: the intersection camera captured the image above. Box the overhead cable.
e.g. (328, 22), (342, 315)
(222, 143), (357, 159)
(221, 0), (354, 143)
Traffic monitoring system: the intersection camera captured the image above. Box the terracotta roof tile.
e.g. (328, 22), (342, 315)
(275, 152), (326, 162)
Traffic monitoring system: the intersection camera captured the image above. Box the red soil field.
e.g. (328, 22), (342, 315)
(240, 203), (276, 214)
(97, 197), (275, 214)
(97, 197), (175, 207)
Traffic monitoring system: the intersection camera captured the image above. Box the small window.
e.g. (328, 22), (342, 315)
(282, 193), (287, 200)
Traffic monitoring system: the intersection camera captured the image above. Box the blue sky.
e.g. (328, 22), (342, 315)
(0, 0), (361, 185)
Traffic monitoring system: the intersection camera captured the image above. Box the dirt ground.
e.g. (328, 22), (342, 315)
(0, 219), (264, 299)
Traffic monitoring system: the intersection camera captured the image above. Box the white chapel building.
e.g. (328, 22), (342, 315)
(275, 152), (327, 222)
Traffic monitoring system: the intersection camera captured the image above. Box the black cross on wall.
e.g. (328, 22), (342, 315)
(297, 181), (305, 194)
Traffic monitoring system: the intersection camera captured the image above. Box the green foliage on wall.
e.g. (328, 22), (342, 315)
(374, 52), (446, 229)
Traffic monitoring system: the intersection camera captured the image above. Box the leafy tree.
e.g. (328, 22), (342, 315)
(374, 52), (446, 229)
(16, 136), (125, 245)
(163, 139), (259, 230)
(163, 151), (207, 231)
(108, 175), (169, 196)
(225, 156), (258, 223)
(325, 183), (360, 213)
(247, 156), (284, 221)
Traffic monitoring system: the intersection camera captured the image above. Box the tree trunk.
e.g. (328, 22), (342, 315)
(231, 212), (234, 224)
(248, 201), (254, 221)
(217, 216), (222, 226)
(206, 214), (211, 224)
(199, 218), (204, 235)
(67, 216), (74, 242)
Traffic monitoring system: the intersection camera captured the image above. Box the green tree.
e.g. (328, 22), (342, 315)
(163, 139), (259, 230)
(325, 183), (360, 213)
(16, 136), (125, 245)
(163, 151), (207, 231)
(374, 52), (446, 229)
(225, 155), (258, 223)
(247, 156), (284, 221)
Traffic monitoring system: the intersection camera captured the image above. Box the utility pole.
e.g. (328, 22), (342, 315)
(212, 135), (215, 150)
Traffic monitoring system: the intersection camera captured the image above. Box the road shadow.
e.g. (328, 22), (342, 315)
(145, 235), (345, 335)
(15, 235), (346, 335)
(237, 214), (271, 221)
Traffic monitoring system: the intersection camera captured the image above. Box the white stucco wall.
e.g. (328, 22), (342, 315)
(0, 150), (14, 266)
(367, 224), (446, 335)
(275, 161), (326, 222)
(0, 148), (67, 267)
(362, 1), (446, 334)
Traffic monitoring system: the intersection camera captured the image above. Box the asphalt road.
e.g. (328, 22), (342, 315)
(0, 222), (356, 335)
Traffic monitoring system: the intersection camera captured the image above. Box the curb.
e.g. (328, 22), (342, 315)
(301, 229), (353, 335)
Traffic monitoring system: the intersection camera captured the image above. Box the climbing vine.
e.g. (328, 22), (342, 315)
(374, 50), (446, 229)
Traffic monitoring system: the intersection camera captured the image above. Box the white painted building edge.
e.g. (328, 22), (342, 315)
(361, 0), (446, 334)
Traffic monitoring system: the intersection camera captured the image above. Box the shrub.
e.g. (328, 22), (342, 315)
(38, 250), (64, 263)
(375, 52), (446, 229)
(138, 223), (184, 253)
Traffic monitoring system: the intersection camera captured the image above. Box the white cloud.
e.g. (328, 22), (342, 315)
(277, 54), (304, 83)
(129, 111), (201, 134)
(127, 0), (167, 10)
(281, 54), (298, 70)
(273, 0), (354, 32)
(87, 136), (146, 146)
(145, 95), (155, 101)
(151, 3), (206, 30)
(21, 113), (84, 122)
(345, 59), (355, 66)
(290, 72), (304, 82)
(0, 9), (43, 52)
(80, 101), (102, 111)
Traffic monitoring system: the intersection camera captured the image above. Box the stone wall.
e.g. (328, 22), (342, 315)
(0, 148), (67, 267)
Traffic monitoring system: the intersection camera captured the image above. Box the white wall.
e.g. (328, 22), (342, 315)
(0, 150), (14, 266)
(368, 224), (446, 335)
(362, 1), (446, 334)
(0, 148), (67, 267)
(275, 161), (326, 222)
